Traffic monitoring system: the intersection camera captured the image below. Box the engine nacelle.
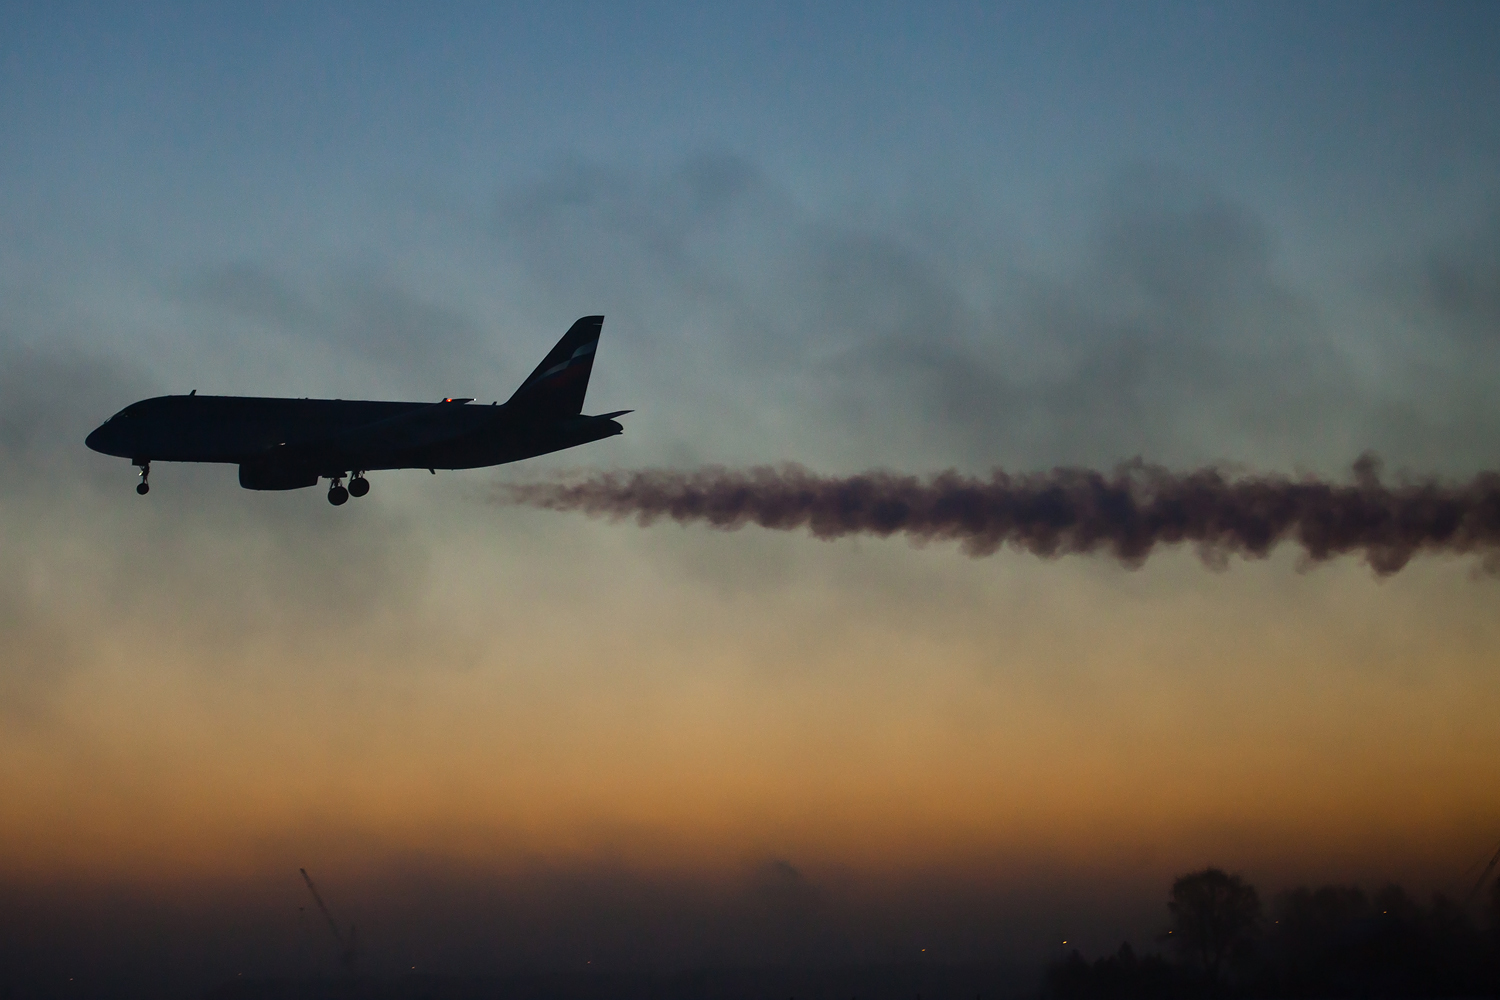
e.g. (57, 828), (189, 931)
(238, 462), (319, 491)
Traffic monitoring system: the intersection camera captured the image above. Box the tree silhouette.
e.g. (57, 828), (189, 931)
(1045, 941), (1190, 999)
(1166, 868), (1261, 989)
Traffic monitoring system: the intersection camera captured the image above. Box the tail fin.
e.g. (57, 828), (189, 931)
(505, 316), (603, 418)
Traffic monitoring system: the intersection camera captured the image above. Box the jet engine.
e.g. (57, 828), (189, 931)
(238, 462), (320, 491)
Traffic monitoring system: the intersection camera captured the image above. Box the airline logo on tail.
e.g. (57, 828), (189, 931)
(537, 338), (596, 382)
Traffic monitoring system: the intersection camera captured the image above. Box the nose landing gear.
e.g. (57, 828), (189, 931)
(135, 461), (150, 495)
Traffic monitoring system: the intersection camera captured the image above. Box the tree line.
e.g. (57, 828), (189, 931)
(1045, 867), (1500, 998)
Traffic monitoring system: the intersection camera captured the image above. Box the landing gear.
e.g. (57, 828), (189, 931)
(135, 461), (150, 495)
(326, 472), (370, 506)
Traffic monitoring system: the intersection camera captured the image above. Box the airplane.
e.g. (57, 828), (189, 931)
(85, 315), (629, 505)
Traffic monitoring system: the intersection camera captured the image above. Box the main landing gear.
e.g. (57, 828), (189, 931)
(327, 472), (369, 506)
(135, 461), (150, 495)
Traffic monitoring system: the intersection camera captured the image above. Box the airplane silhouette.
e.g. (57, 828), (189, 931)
(85, 316), (628, 505)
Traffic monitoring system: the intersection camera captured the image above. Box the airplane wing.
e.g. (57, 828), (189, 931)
(249, 398), (481, 467)
(324, 397), (478, 454)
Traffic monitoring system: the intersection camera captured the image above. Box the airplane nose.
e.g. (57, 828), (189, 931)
(85, 424), (114, 454)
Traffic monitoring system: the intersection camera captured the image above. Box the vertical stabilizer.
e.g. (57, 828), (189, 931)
(506, 316), (604, 418)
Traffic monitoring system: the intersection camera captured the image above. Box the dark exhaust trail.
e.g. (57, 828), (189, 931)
(500, 456), (1500, 574)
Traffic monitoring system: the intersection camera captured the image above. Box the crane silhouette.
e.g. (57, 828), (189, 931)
(299, 868), (359, 972)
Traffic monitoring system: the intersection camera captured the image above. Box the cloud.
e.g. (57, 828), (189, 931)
(487, 157), (1380, 473)
(151, 157), (1489, 483)
(1360, 208), (1500, 471)
(0, 324), (445, 721)
(806, 170), (1357, 470)
(175, 262), (488, 390)
(1417, 211), (1500, 346)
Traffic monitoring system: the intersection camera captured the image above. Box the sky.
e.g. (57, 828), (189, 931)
(2, 1), (1500, 992)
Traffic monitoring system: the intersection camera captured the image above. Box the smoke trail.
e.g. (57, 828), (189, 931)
(500, 456), (1500, 574)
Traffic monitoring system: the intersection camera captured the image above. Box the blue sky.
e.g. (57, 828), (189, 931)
(8, 3), (1497, 260)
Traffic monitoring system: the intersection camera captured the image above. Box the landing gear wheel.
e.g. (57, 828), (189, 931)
(136, 482), (150, 495)
(328, 485), (349, 506)
(135, 461), (150, 496)
(348, 476), (369, 498)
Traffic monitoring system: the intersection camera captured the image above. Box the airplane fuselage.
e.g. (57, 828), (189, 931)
(86, 394), (623, 473)
(84, 315), (627, 500)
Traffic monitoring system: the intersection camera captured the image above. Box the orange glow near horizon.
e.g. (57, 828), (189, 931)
(5, 529), (1499, 901)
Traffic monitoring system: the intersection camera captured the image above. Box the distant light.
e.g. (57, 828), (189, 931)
(1062, 940), (1067, 945)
